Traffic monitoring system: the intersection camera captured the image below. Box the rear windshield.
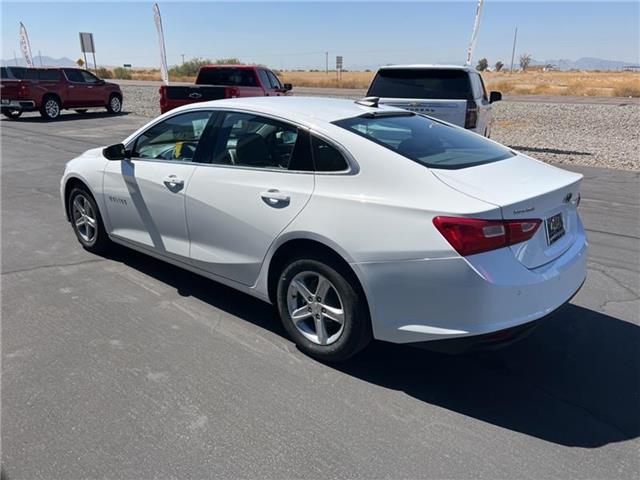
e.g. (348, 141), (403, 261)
(367, 69), (472, 100)
(196, 68), (258, 87)
(334, 113), (514, 170)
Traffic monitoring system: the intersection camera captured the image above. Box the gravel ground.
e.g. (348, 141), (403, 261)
(120, 85), (640, 170)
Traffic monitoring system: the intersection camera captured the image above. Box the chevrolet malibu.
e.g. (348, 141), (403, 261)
(61, 97), (587, 361)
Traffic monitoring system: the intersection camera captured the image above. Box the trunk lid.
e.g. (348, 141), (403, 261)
(432, 154), (583, 268)
(378, 98), (467, 127)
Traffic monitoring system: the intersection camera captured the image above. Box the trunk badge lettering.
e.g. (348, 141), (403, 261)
(513, 206), (535, 214)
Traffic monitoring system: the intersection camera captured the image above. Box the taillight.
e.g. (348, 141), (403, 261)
(464, 99), (478, 129)
(433, 216), (541, 256)
(228, 87), (239, 98)
(18, 83), (29, 98)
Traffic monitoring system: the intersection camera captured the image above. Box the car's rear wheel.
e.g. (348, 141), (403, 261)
(2, 108), (23, 119)
(276, 257), (371, 362)
(74, 109), (88, 114)
(39, 96), (61, 120)
(68, 186), (111, 254)
(106, 94), (122, 114)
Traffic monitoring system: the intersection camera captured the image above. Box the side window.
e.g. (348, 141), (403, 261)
(80, 71), (99, 84)
(133, 111), (213, 162)
(64, 69), (85, 83)
(266, 71), (282, 90)
(258, 69), (271, 89)
(477, 74), (488, 101)
(471, 74), (487, 101)
(311, 136), (348, 172)
(39, 70), (60, 81)
(211, 112), (312, 170)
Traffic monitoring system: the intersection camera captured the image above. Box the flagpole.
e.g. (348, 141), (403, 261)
(465, 0), (484, 66)
(153, 3), (169, 85)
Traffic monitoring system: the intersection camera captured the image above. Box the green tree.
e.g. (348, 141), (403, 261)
(476, 58), (489, 71)
(494, 61), (504, 72)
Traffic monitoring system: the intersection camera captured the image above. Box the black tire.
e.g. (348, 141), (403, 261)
(106, 94), (122, 114)
(39, 95), (61, 120)
(276, 256), (372, 362)
(74, 109), (88, 114)
(2, 108), (23, 119)
(67, 186), (111, 254)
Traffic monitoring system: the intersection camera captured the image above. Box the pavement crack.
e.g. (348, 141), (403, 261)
(2, 258), (107, 276)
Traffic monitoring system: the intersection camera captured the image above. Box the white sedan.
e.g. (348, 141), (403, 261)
(61, 96), (587, 361)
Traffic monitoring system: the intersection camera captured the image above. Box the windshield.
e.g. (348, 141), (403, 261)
(334, 113), (514, 170)
(367, 69), (472, 100)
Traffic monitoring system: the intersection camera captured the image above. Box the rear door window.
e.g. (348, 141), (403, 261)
(211, 112), (313, 171)
(257, 69), (271, 89)
(64, 69), (85, 83)
(470, 73), (487, 101)
(367, 69), (472, 100)
(334, 113), (514, 170)
(39, 69), (60, 81)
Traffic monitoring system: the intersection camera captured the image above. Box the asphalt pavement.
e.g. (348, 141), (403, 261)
(2, 111), (639, 479)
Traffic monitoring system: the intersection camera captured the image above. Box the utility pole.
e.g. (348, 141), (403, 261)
(510, 27), (518, 72)
(38, 50), (43, 66)
(325, 51), (328, 74)
(181, 53), (185, 64)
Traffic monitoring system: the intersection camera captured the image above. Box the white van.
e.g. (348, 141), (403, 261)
(366, 64), (502, 137)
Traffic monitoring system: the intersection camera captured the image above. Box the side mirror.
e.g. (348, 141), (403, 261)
(283, 83), (292, 91)
(489, 91), (502, 103)
(103, 143), (127, 161)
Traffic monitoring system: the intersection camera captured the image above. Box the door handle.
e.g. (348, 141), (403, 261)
(69, 85), (75, 88)
(163, 174), (184, 189)
(261, 189), (290, 206)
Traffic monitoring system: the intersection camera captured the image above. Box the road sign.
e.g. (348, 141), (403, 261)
(79, 32), (95, 53)
(123, 64), (132, 68)
(336, 55), (343, 70)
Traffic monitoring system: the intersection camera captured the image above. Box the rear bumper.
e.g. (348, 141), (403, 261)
(353, 220), (588, 344)
(1, 99), (36, 109)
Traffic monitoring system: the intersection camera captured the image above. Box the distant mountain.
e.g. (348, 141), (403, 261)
(532, 57), (633, 71)
(1, 56), (76, 67)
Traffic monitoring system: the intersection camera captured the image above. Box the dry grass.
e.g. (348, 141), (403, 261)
(109, 68), (640, 97)
(482, 71), (640, 97)
(278, 71), (374, 89)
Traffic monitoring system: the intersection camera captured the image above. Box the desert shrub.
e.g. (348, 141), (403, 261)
(96, 67), (113, 79)
(613, 80), (640, 97)
(112, 67), (132, 80)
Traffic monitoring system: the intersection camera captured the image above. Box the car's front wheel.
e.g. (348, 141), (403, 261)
(68, 186), (111, 254)
(2, 108), (23, 119)
(276, 257), (372, 362)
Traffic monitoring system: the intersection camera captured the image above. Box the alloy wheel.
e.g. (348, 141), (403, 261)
(287, 271), (345, 345)
(72, 194), (98, 243)
(45, 99), (60, 118)
(110, 96), (121, 113)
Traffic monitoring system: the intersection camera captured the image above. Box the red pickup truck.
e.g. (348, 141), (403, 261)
(159, 65), (292, 113)
(0, 66), (123, 120)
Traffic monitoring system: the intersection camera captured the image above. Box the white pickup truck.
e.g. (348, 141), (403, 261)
(366, 64), (502, 137)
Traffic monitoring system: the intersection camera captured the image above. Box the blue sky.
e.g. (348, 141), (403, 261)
(1, 1), (638, 69)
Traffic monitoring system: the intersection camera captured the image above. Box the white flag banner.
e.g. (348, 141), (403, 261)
(465, 0), (484, 65)
(153, 3), (169, 84)
(19, 22), (34, 68)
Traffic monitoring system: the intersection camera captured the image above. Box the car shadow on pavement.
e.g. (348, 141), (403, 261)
(105, 245), (639, 449)
(0, 111), (130, 123)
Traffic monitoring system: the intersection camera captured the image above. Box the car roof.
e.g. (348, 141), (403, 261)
(182, 96), (405, 124)
(377, 64), (477, 73)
